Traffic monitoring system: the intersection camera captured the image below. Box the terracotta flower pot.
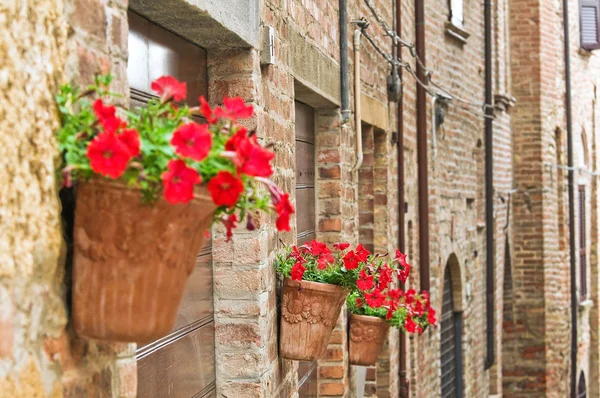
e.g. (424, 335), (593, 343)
(72, 179), (216, 344)
(349, 314), (390, 366)
(279, 278), (348, 361)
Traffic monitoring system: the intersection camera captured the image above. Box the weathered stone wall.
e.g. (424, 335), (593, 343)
(1, 0), (136, 396)
(0, 1), (67, 394)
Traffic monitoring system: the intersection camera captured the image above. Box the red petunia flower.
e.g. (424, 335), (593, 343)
(235, 136), (275, 177)
(222, 213), (238, 241)
(171, 122), (212, 161)
(199, 96), (218, 124)
(405, 316), (416, 333)
(386, 308), (395, 321)
(93, 99), (126, 133)
(398, 262), (411, 284)
(151, 76), (187, 102)
(225, 127), (248, 151)
(161, 159), (201, 204)
(290, 246), (305, 262)
(365, 289), (386, 308)
(377, 264), (393, 290)
(413, 300), (424, 316)
(387, 288), (403, 301)
(207, 171), (244, 207)
(405, 289), (416, 305)
(357, 269), (374, 291)
(309, 240), (329, 257)
(291, 261), (306, 281)
(275, 193), (294, 231)
(355, 244), (370, 262)
(333, 242), (350, 251)
(427, 307), (437, 325)
(119, 129), (141, 157)
(87, 132), (132, 178)
(214, 97), (254, 120)
(342, 250), (360, 270)
(356, 297), (364, 308)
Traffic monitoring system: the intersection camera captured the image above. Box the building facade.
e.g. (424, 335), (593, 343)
(1, 0), (600, 397)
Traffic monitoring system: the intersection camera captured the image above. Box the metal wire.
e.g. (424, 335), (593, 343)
(361, 0), (495, 116)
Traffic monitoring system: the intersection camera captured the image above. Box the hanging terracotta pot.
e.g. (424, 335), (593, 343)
(72, 178), (216, 344)
(349, 314), (390, 366)
(279, 278), (348, 361)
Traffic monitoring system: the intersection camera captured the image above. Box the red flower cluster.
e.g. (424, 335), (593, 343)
(79, 75), (294, 241)
(162, 159), (201, 204)
(87, 100), (141, 179)
(352, 249), (436, 334)
(284, 240), (340, 281)
(171, 123), (212, 161)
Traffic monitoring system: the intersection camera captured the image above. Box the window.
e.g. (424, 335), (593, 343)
(295, 101), (318, 397)
(128, 11), (216, 398)
(578, 372), (587, 398)
(579, 185), (587, 301)
(580, 0), (600, 50)
(449, 0), (464, 28)
(440, 266), (463, 398)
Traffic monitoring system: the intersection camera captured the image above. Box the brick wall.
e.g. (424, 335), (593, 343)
(8, 0), (600, 396)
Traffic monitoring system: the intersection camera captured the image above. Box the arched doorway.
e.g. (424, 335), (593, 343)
(440, 255), (463, 398)
(578, 372), (587, 398)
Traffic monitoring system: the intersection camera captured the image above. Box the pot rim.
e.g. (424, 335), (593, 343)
(283, 277), (348, 294)
(350, 313), (390, 326)
(79, 176), (214, 204)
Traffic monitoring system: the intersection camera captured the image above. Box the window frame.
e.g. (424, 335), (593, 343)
(578, 185), (588, 301)
(449, 0), (464, 28)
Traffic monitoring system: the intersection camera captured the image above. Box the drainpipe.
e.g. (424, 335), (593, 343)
(431, 96), (438, 159)
(396, 0), (408, 394)
(415, 0), (430, 292)
(340, 0), (351, 123)
(563, 0), (577, 395)
(484, 0), (495, 370)
(353, 23), (366, 171)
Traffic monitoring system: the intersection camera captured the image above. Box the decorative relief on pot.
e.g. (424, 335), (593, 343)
(279, 279), (349, 361)
(281, 291), (337, 326)
(350, 320), (387, 343)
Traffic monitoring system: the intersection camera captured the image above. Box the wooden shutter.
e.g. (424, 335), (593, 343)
(579, 185), (587, 301)
(581, 0), (600, 50)
(128, 11), (216, 398)
(441, 267), (463, 398)
(295, 101), (318, 397)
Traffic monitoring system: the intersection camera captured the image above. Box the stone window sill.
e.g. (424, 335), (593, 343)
(445, 22), (470, 44)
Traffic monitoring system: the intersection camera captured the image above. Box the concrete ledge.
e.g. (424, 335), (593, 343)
(130, 0), (259, 49)
(360, 94), (389, 131)
(289, 28), (340, 107)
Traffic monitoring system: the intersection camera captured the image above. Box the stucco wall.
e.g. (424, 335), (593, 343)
(0, 1), (67, 396)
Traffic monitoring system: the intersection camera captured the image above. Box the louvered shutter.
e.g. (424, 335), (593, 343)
(581, 0), (600, 50)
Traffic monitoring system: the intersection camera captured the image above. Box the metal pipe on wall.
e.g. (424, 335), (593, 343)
(396, 0), (408, 393)
(484, 0), (496, 370)
(353, 27), (364, 171)
(340, 0), (351, 123)
(562, 0), (577, 395)
(415, 0), (430, 292)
